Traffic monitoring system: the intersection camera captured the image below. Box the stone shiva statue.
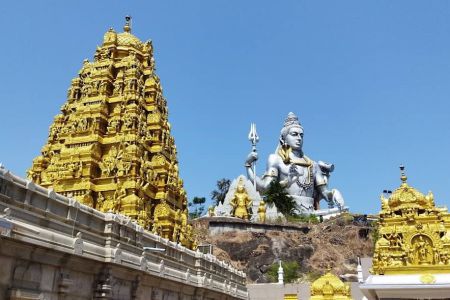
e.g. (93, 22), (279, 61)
(245, 112), (345, 215)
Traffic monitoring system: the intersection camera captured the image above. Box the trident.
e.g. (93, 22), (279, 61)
(248, 123), (259, 187)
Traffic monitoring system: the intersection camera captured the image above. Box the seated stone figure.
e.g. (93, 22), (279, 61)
(245, 112), (344, 214)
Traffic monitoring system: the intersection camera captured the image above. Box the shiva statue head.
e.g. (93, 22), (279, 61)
(278, 112), (304, 163)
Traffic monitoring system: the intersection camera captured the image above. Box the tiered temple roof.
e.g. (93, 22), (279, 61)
(372, 166), (450, 275)
(28, 17), (195, 249)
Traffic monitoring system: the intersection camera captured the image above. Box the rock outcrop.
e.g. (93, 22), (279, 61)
(194, 215), (374, 283)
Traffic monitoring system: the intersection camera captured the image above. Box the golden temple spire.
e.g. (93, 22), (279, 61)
(28, 18), (196, 249)
(124, 15), (132, 33)
(400, 164), (407, 184)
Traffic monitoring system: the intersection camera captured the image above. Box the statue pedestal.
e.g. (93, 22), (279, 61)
(314, 206), (349, 220)
(205, 217), (310, 235)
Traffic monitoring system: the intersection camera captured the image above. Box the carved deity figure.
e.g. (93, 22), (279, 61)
(257, 201), (266, 223)
(245, 112), (344, 214)
(101, 195), (118, 213)
(114, 180), (127, 204)
(113, 80), (124, 96)
(80, 190), (94, 207)
(139, 151), (154, 188)
(27, 168), (41, 184)
(386, 231), (402, 248)
(172, 209), (182, 242)
(229, 180), (252, 220)
(414, 235), (433, 265)
(100, 145), (123, 176)
(107, 118), (120, 134)
(97, 192), (105, 209)
(152, 216), (162, 235)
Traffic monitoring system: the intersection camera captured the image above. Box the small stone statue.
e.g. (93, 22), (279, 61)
(245, 112), (344, 214)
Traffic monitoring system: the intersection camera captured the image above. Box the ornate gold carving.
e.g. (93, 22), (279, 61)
(371, 167), (450, 274)
(80, 190), (94, 207)
(28, 17), (195, 249)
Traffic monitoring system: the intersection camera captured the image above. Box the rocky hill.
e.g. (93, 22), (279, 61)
(193, 214), (375, 283)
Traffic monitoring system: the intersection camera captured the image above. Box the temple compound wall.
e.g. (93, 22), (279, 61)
(0, 166), (247, 300)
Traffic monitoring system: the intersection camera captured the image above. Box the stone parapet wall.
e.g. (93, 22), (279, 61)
(0, 166), (247, 300)
(247, 283), (310, 300)
(206, 217), (310, 235)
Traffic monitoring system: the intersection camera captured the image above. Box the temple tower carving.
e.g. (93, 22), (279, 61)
(28, 17), (193, 248)
(372, 166), (450, 275)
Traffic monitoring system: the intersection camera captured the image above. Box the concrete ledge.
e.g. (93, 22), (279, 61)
(204, 217), (310, 235)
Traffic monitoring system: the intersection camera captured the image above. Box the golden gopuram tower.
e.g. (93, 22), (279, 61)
(310, 269), (352, 300)
(28, 17), (195, 249)
(372, 166), (450, 275)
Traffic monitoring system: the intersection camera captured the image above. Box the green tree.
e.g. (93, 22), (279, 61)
(211, 178), (231, 205)
(188, 196), (206, 219)
(267, 261), (299, 283)
(263, 180), (298, 216)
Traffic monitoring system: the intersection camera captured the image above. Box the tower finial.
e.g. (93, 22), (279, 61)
(400, 164), (407, 183)
(124, 15), (132, 33)
(277, 260), (284, 284)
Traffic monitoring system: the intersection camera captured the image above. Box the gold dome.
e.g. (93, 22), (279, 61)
(102, 16), (144, 50)
(384, 167), (434, 211)
(310, 271), (351, 299)
(116, 31), (144, 50)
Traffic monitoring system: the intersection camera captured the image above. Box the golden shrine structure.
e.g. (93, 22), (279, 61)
(372, 166), (450, 274)
(27, 17), (195, 249)
(310, 270), (352, 300)
(360, 166), (450, 299)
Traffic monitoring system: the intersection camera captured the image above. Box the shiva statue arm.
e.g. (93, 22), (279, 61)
(245, 152), (280, 192)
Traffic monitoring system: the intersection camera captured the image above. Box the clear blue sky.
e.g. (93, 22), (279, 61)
(1, 1), (450, 214)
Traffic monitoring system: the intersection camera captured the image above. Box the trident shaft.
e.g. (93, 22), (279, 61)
(248, 123), (259, 187)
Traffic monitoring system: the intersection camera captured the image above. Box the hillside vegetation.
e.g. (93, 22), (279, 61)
(193, 214), (375, 283)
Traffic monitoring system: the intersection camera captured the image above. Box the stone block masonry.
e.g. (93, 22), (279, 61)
(0, 166), (247, 300)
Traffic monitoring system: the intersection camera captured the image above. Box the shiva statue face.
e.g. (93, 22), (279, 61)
(283, 126), (303, 151)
